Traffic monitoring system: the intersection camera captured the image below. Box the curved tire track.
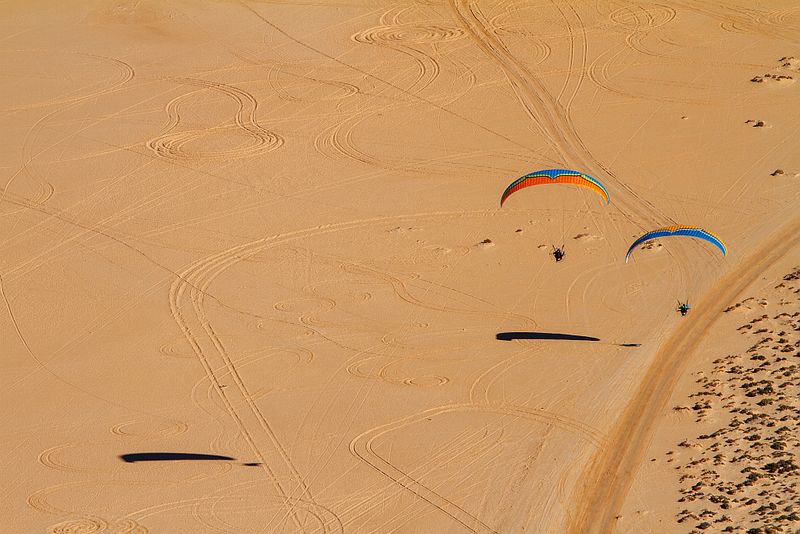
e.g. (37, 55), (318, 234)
(569, 215), (800, 533)
(147, 77), (283, 162)
(448, 0), (670, 229)
(169, 210), (536, 532)
(350, 402), (603, 534)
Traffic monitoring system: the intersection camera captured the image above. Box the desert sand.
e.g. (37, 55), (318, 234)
(1, 2), (799, 533)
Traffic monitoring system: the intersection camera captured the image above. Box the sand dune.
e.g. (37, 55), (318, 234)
(1, 2), (799, 532)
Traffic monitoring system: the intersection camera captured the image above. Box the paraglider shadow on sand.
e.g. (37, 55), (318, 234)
(496, 333), (640, 347)
(119, 452), (260, 466)
(496, 332), (600, 342)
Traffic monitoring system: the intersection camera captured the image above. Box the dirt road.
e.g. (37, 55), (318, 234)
(569, 216), (800, 533)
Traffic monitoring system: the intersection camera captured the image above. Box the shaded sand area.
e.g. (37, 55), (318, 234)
(1, 2), (799, 532)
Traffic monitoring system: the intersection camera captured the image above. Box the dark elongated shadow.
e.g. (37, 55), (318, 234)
(496, 332), (600, 342)
(120, 453), (236, 463)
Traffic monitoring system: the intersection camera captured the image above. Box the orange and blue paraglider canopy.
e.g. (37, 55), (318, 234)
(500, 169), (610, 207)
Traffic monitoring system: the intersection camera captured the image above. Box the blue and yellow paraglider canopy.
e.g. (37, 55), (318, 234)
(625, 226), (727, 263)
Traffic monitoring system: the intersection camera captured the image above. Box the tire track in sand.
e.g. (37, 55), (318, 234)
(485, 6), (552, 62)
(147, 77), (283, 162)
(169, 210), (532, 532)
(121, 482), (343, 534)
(170, 245), (321, 532)
(27, 481), (149, 533)
(48, 517), (147, 534)
(569, 215), (800, 533)
(0, 51), (134, 113)
(343, 340), (604, 532)
(349, 401), (603, 533)
(675, 1), (800, 44)
(236, 0), (540, 160)
(448, 0), (668, 229)
(317, 8), (457, 174)
(607, 3), (676, 58)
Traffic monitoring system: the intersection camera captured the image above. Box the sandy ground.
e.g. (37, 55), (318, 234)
(618, 255), (800, 533)
(1, 2), (799, 533)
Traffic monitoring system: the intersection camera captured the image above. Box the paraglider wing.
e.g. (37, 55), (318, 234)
(500, 169), (610, 207)
(625, 226), (727, 263)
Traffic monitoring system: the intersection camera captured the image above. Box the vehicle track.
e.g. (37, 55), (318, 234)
(339, 332), (604, 531)
(146, 77), (284, 162)
(266, 63), (361, 102)
(349, 401), (603, 533)
(448, 0), (670, 230)
(110, 419), (189, 438)
(37, 443), (103, 475)
(486, 3), (553, 62)
(123, 482), (343, 534)
(171, 249), (318, 532)
(569, 215), (800, 533)
(326, 9), (471, 174)
(0, 50), (134, 113)
(168, 209), (536, 531)
(586, 47), (717, 105)
(236, 0), (544, 162)
(355, 423), (510, 532)
(675, 1), (800, 44)
(606, 2), (676, 58)
(48, 517), (148, 534)
(551, 0), (588, 109)
(27, 481), (150, 533)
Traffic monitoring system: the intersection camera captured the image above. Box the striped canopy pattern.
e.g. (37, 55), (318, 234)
(625, 226), (727, 263)
(500, 169), (610, 207)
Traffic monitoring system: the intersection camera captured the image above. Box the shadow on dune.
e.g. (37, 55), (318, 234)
(119, 453), (236, 463)
(496, 332), (600, 342)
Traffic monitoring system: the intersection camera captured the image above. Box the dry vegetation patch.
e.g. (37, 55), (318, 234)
(669, 268), (800, 533)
